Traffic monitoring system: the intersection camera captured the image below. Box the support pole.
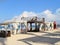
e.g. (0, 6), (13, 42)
(38, 23), (40, 31)
(30, 23), (32, 31)
(35, 22), (37, 31)
(43, 18), (45, 31)
(26, 23), (28, 32)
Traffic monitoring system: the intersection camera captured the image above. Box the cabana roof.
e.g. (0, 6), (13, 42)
(27, 20), (43, 23)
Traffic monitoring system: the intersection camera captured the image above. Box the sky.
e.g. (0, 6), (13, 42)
(0, 0), (60, 24)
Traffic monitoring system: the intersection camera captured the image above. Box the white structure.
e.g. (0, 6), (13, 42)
(45, 22), (54, 30)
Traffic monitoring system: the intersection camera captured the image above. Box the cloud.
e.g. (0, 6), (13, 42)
(20, 11), (37, 17)
(5, 8), (60, 24)
(56, 8), (60, 15)
(5, 11), (37, 22)
(55, 8), (60, 21)
(39, 10), (56, 21)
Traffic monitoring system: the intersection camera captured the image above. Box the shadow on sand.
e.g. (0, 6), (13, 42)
(42, 31), (60, 37)
(17, 31), (60, 45)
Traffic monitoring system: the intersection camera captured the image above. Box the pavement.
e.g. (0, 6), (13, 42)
(0, 28), (60, 45)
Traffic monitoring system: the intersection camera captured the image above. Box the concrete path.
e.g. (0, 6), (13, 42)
(0, 29), (60, 45)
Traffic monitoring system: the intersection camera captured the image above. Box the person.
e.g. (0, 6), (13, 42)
(50, 23), (52, 29)
(11, 25), (15, 34)
(53, 21), (56, 29)
(16, 28), (18, 34)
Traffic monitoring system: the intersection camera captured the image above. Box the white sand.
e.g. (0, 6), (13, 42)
(0, 29), (60, 45)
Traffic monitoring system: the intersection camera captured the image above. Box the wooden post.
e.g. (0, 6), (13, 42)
(30, 23), (32, 31)
(26, 23), (28, 32)
(38, 23), (40, 31)
(43, 18), (45, 31)
(35, 22), (37, 31)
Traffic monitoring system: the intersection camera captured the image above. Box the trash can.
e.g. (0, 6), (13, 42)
(0, 30), (7, 38)
(7, 31), (11, 37)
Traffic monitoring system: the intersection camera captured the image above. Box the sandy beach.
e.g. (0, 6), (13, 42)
(0, 28), (60, 45)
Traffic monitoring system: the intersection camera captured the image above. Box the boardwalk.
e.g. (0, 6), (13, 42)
(0, 29), (60, 45)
